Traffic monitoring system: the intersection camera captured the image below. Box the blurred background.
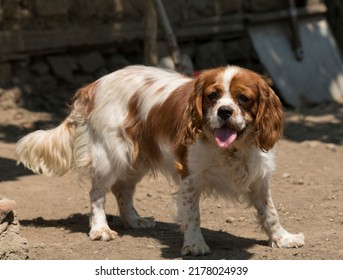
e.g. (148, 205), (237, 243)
(0, 0), (342, 113)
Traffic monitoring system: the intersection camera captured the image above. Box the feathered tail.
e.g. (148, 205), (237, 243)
(16, 120), (75, 177)
(16, 82), (97, 177)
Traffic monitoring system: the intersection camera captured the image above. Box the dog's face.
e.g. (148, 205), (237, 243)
(191, 66), (284, 151)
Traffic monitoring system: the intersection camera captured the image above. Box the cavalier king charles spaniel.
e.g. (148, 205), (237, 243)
(16, 65), (304, 255)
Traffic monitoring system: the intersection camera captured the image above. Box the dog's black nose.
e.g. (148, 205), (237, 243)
(218, 106), (233, 120)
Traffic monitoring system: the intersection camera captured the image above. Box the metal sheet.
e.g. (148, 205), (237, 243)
(249, 17), (343, 107)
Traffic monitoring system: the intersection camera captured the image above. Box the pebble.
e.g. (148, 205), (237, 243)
(0, 196), (16, 223)
(303, 140), (320, 148)
(294, 178), (305, 185)
(326, 144), (337, 152)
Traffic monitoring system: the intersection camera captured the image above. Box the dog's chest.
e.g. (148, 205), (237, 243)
(188, 143), (273, 194)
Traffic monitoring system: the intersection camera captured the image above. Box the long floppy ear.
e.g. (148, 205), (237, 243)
(254, 82), (284, 151)
(182, 77), (204, 145)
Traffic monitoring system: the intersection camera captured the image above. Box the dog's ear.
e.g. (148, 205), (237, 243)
(254, 82), (284, 151)
(181, 76), (205, 146)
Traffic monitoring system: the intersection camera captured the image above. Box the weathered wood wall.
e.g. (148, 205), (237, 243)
(0, 0), (341, 111)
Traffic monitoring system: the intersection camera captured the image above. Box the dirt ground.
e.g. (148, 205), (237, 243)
(0, 103), (342, 260)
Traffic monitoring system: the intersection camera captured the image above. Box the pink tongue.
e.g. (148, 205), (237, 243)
(214, 127), (237, 148)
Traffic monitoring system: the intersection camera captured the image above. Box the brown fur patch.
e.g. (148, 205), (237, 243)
(71, 81), (98, 115)
(123, 80), (202, 175)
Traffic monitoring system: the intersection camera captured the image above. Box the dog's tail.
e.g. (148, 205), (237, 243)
(16, 120), (75, 176)
(16, 82), (97, 177)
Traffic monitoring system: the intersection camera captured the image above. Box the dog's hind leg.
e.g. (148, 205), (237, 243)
(111, 176), (156, 229)
(87, 139), (119, 241)
(89, 172), (118, 241)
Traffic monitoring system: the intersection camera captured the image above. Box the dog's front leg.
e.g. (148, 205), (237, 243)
(249, 177), (305, 248)
(177, 178), (210, 256)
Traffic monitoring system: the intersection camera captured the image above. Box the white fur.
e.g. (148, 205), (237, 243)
(16, 65), (304, 256)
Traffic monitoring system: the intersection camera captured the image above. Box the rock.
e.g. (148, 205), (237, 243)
(326, 144), (337, 152)
(0, 196), (29, 260)
(0, 87), (22, 110)
(47, 55), (77, 83)
(33, 74), (58, 92)
(302, 140), (321, 149)
(31, 61), (50, 75)
(0, 63), (12, 87)
(194, 41), (226, 69)
(94, 67), (110, 80)
(0, 196), (16, 223)
(224, 38), (253, 62)
(226, 216), (235, 223)
(107, 54), (130, 71)
(77, 52), (105, 74)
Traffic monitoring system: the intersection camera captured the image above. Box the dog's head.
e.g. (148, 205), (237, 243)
(188, 66), (284, 151)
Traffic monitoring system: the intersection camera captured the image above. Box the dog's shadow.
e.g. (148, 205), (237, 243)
(21, 213), (266, 260)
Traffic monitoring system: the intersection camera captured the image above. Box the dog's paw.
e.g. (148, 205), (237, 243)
(181, 241), (211, 256)
(89, 227), (117, 241)
(125, 216), (156, 229)
(270, 232), (305, 248)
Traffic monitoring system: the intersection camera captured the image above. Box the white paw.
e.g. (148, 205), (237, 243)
(181, 241), (211, 256)
(270, 232), (305, 248)
(125, 217), (156, 229)
(89, 227), (117, 241)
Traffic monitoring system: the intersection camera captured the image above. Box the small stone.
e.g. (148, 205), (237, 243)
(0, 196), (16, 223)
(226, 217), (235, 223)
(46, 55), (77, 83)
(282, 173), (291, 179)
(107, 54), (130, 71)
(31, 61), (50, 75)
(77, 52), (105, 74)
(295, 178), (305, 185)
(195, 41), (226, 69)
(303, 140), (320, 148)
(326, 144), (337, 152)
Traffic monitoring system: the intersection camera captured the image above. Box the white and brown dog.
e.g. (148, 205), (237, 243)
(16, 65), (304, 255)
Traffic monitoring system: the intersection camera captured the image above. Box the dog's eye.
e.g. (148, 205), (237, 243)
(208, 92), (218, 101)
(238, 94), (249, 104)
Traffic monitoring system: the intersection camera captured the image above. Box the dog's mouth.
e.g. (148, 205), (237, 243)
(214, 125), (245, 149)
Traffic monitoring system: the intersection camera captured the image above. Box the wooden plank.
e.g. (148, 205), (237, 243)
(249, 16), (343, 106)
(0, 22), (144, 59)
(144, 0), (158, 66)
(0, 3), (327, 61)
(246, 3), (327, 23)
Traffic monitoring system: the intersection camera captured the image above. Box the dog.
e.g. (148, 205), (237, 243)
(16, 65), (304, 255)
